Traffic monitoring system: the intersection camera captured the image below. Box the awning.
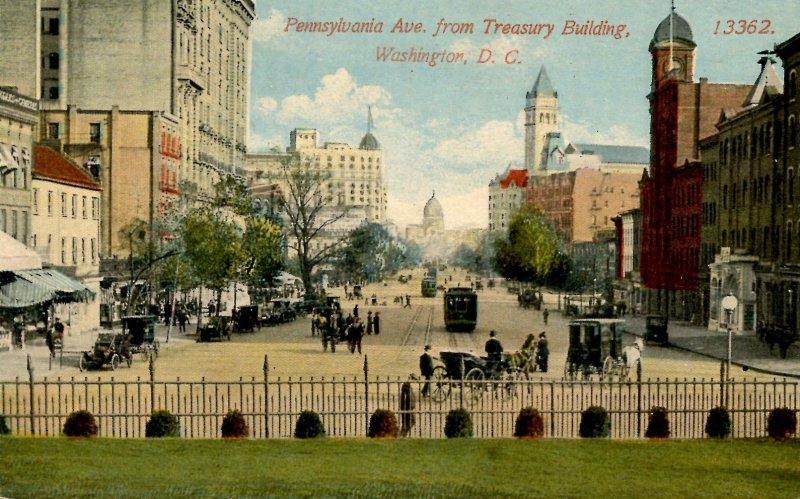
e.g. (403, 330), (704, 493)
(0, 269), (95, 309)
(0, 143), (19, 174)
(0, 231), (42, 271)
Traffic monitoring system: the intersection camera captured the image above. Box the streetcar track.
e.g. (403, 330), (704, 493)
(399, 306), (424, 347)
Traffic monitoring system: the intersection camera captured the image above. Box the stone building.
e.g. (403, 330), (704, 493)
(405, 192), (484, 260)
(525, 66), (560, 175)
(612, 209), (643, 313)
(246, 119), (388, 225)
(640, 8), (752, 322)
(488, 165), (527, 232)
(0, 87), (37, 244)
(0, 0), (255, 256)
(30, 146), (101, 332)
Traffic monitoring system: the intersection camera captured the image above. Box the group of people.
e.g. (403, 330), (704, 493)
(483, 330), (550, 373)
(311, 305), (381, 354)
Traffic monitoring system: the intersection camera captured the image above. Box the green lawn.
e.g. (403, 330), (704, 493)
(0, 438), (798, 498)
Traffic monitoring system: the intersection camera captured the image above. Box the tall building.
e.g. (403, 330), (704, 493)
(488, 165), (527, 232)
(640, 7), (752, 322)
(525, 66), (560, 175)
(246, 115), (388, 225)
(0, 0), (255, 256)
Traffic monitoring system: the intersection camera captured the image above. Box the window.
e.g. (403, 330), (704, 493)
(48, 86), (59, 100)
(91, 238), (96, 263)
(47, 191), (53, 216)
(32, 188), (38, 215)
(82, 196), (87, 218)
(48, 17), (59, 35)
(71, 237), (77, 264)
(89, 123), (101, 143)
(60, 192), (66, 217)
(81, 238), (86, 263)
(48, 52), (59, 69)
(71, 194), (77, 218)
(48, 122), (60, 139)
(60, 237), (66, 264)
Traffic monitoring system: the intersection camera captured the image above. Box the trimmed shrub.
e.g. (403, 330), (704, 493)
(0, 415), (10, 436)
(368, 409), (399, 438)
(63, 410), (98, 438)
(294, 410), (326, 439)
(705, 406), (731, 439)
(514, 407), (544, 438)
(220, 409), (249, 439)
(145, 410), (181, 438)
(645, 406), (671, 439)
(767, 407), (797, 440)
(444, 408), (473, 438)
(579, 406), (610, 438)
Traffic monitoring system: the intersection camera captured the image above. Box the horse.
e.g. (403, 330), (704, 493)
(505, 334), (538, 374)
(621, 338), (644, 370)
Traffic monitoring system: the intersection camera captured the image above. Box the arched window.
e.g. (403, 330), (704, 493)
(788, 222), (793, 259)
(766, 123), (773, 154)
(790, 115), (797, 147)
(751, 129), (757, 159)
(790, 70), (797, 100)
(790, 169), (795, 204)
(721, 230), (727, 246)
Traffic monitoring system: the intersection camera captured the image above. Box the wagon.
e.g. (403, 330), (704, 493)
(564, 318), (640, 381)
(121, 315), (159, 360)
(644, 315), (669, 345)
(198, 316), (232, 342)
(79, 332), (133, 371)
(233, 305), (259, 333)
(429, 350), (524, 403)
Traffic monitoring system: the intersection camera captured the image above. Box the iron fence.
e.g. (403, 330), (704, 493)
(1, 354), (798, 439)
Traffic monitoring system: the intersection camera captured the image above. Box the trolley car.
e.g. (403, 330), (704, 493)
(421, 277), (438, 297)
(444, 287), (478, 332)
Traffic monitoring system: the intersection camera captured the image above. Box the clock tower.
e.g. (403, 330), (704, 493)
(525, 66), (559, 176)
(649, 7), (696, 90)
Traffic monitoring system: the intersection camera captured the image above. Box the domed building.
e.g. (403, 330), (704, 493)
(422, 192), (445, 236)
(406, 191), (484, 259)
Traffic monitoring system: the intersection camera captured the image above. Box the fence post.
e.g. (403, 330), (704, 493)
(264, 354), (269, 438)
(363, 355), (369, 434)
(459, 354), (465, 408)
(27, 354), (35, 435)
(636, 362), (642, 438)
(549, 380), (555, 437)
(719, 361), (726, 407)
(149, 352), (156, 412)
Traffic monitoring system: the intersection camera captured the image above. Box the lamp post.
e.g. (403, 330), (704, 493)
(721, 294), (738, 382)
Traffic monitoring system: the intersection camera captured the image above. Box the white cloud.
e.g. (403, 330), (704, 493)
(432, 119), (522, 167)
(247, 130), (283, 153)
(257, 96), (278, 115)
(562, 117), (648, 147)
(265, 68), (393, 125)
(253, 9), (286, 44)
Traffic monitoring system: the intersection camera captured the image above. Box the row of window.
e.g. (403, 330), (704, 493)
(0, 208), (28, 243)
(0, 144), (29, 190)
(33, 189), (100, 220)
(30, 235), (98, 266)
(717, 116), (798, 165)
(46, 122), (101, 143)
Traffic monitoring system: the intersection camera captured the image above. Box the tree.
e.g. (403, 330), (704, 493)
(117, 218), (176, 310)
(241, 215), (283, 289)
(336, 223), (412, 282)
(493, 205), (567, 285)
(279, 158), (349, 293)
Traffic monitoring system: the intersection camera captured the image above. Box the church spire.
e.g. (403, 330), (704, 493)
(529, 66), (556, 98)
(367, 105), (374, 133)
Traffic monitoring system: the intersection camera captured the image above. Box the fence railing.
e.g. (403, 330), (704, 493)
(1, 354), (798, 439)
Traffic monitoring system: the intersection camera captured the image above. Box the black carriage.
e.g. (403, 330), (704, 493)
(421, 277), (437, 297)
(429, 350), (524, 403)
(444, 287), (478, 332)
(644, 315), (669, 345)
(353, 285), (363, 300)
(259, 300), (297, 326)
(564, 318), (626, 380)
(121, 315), (159, 360)
(233, 305), (259, 333)
(198, 315), (232, 342)
(79, 332), (132, 371)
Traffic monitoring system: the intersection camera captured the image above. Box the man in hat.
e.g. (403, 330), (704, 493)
(419, 345), (434, 397)
(537, 331), (549, 372)
(485, 330), (503, 363)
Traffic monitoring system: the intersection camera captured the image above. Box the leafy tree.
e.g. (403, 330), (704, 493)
(493, 205), (567, 285)
(180, 209), (243, 312)
(336, 223), (413, 282)
(117, 218), (176, 310)
(241, 215), (283, 288)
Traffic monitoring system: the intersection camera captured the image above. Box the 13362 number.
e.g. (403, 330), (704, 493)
(713, 19), (774, 35)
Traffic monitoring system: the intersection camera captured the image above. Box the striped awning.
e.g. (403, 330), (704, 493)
(0, 269), (94, 309)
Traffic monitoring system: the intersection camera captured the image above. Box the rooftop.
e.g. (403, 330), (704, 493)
(33, 146), (101, 191)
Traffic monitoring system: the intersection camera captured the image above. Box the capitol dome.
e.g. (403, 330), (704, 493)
(423, 192), (444, 219)
(359, 131), (380, 150)
(650, 10), (695, 49)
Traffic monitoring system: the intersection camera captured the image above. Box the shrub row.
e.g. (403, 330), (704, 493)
(3, 405), (796, 440)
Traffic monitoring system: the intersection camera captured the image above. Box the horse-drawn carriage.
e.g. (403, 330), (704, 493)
(198, 315), (232, 342)
(79, 332), (132, 371)
(564, 319), (641, 381)
(233, 305), (259, 333)
(429, 336), (538, 403)
(121, 315), (159, 360)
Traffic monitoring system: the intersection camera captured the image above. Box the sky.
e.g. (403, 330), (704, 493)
(247, 0), (797, 232)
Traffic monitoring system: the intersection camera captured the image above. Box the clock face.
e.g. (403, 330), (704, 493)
(663, 58), (683, 76)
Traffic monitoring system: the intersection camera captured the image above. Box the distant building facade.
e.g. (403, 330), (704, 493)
(488, 166), (527, 232)
(0, 87), (37, 244)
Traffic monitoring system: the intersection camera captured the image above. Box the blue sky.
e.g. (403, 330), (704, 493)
(248, 0), (796, 231)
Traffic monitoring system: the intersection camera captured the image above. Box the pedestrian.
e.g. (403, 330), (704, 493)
(45, 326), (56, 358)
(54, 317), (65, 339)
(178, 307), (188, 333)
(536, 332), (549, 372)
(400, 380), (416, 437)
(485, 330), (503, 364)
(353, 304), (359, 318)
(311, 309), (318, 336)
(404, 294), (411, 308)
(542, 308), (549, 325)
(366, 311), (373, 335)
(373, 312), (381, 335)
(419, 345), (434, 397)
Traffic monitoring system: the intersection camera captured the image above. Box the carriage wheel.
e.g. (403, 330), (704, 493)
(501, 371), (521, 399)
(464, 368), (485, 405)
(110, 354), (120, 371)
(602, 357), (615, 381)
(430, 366), (450, 402)
(79, 354), (88, 372)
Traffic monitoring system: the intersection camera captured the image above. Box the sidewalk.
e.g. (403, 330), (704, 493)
(621, 315), (800, 379)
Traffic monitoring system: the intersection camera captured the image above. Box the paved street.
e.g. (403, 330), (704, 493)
(2, 267), (798, 382)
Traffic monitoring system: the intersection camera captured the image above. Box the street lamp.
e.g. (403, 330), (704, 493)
(721, 293), (738, 382)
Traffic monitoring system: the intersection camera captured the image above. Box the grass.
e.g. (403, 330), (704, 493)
(0, 438), (798, 498)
